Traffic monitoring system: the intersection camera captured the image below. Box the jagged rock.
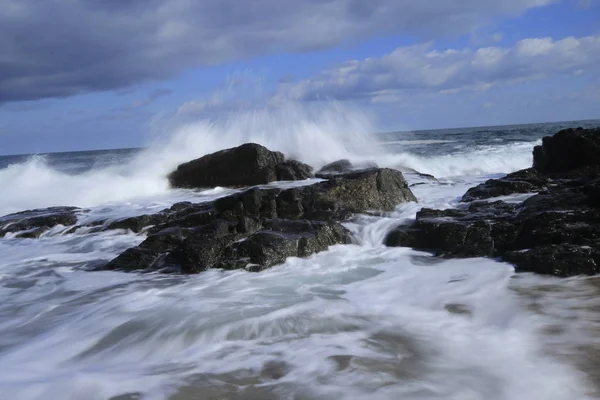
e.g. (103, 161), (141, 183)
(384, 129), (600, 277)
(533, 127), (600, 174)
(101, 166), (416, 274)
(214, 167), (417, 222)
(167, 143), (313, 188)
(0, 206), (81, 238)
(102, 218), (351, 274)
(462, 128), (600, 202)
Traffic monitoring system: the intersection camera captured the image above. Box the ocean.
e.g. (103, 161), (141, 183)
(1, 111), (600, 400)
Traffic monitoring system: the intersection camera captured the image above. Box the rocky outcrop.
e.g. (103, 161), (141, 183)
(167, 143), (314, 189)
(533, 127), (600, 174)
(461, 127), (600, 202)
(102, 166), (416, 274)
(0, 206), (81, 238)
(385, 127), (600, 277)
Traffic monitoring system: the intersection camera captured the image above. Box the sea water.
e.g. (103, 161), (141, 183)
(1, 108), (600, 400)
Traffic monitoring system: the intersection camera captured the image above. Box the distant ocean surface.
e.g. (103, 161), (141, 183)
(1, 115), (600, 399)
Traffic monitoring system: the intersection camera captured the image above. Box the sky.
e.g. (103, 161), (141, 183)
(1, 0), (599, 155)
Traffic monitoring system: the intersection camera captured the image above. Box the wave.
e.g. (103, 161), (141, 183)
(0, 103), (538, 216)
(378, 141), (539, 178)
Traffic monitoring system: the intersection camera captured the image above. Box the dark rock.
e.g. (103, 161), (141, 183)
(309, 168), (417, 214)
(504, 245), (600, 277)
(219, 219), (352, 270)
(101, 166), (415, 274)
(275, 160), (313, 181)
(316, 159), (353, 177)
(103, 218), (350, 274)
(213, 167), (417, 222)
(106, 214), (169, 233)
(385, 208), (494, 257)
(102, 227), (188, 272)
(461, 168), (546, 202)
(0, 206), (80, 237)
(385, 137), (600, 277)
(533, 127), (600, 174)
(167, 143), (313, 189)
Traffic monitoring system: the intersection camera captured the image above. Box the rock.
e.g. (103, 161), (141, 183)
(316, 159), (353, 177)
(384, 127), (600, 278)
(504, 245), (600, 277)
(167, 143), (313, 189)
(106, 214), (170, 233)
(275, 160), (313, 181)
(460, 128), (600, 203)
(533, 127), (600, 175)
(0, 206), (81, 237)
(103, 218), (351, 274)
(309, 168), (417, 215)
(213, 167), (417, 222)
(217, 219), (352, 271)
(385, 161), (600, 277)
(102, 227), (190, 272)
(384, 208), (495, 257)
(461, 168), (546, 202)
(101, 166), (415, 274)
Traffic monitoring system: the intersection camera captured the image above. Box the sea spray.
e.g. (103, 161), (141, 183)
(0, 102), (539, 215)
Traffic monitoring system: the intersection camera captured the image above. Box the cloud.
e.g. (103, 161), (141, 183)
(0, 0), (558, 103)
(274, 35), (600, 102)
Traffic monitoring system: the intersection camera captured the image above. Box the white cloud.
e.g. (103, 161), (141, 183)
(0, 0), (558, 102)
(275, 35), (600, 102)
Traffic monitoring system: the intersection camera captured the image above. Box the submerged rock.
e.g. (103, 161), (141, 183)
(167, 143), (313, 189)
(0, 206), (81, 238)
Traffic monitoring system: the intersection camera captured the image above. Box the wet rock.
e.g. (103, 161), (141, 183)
(309, 168), (417, 214)
(504, 245), (600, 277)
(218, 219), (352, 271)
(0, 206), (80, 237)
(384, 127), (600, 278)
(461, 168), (546, 202)
(533, 127), (600, 174)
(103, 218), (350, 274)
(384, 208), (495, 257)
(316, 159), (353, 177)
(106, 214), (169, 233)
(213, 167), (417, 222)
(102, 227), (188, 272)
(275, 160), (313, 181)
(102, 166), (414, 274)
(167, 143), (313, 189)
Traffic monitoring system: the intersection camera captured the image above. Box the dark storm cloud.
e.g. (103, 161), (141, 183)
(0, 0), (557, 103)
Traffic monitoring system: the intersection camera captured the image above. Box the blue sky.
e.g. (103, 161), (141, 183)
(0, 0), (599, 155)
